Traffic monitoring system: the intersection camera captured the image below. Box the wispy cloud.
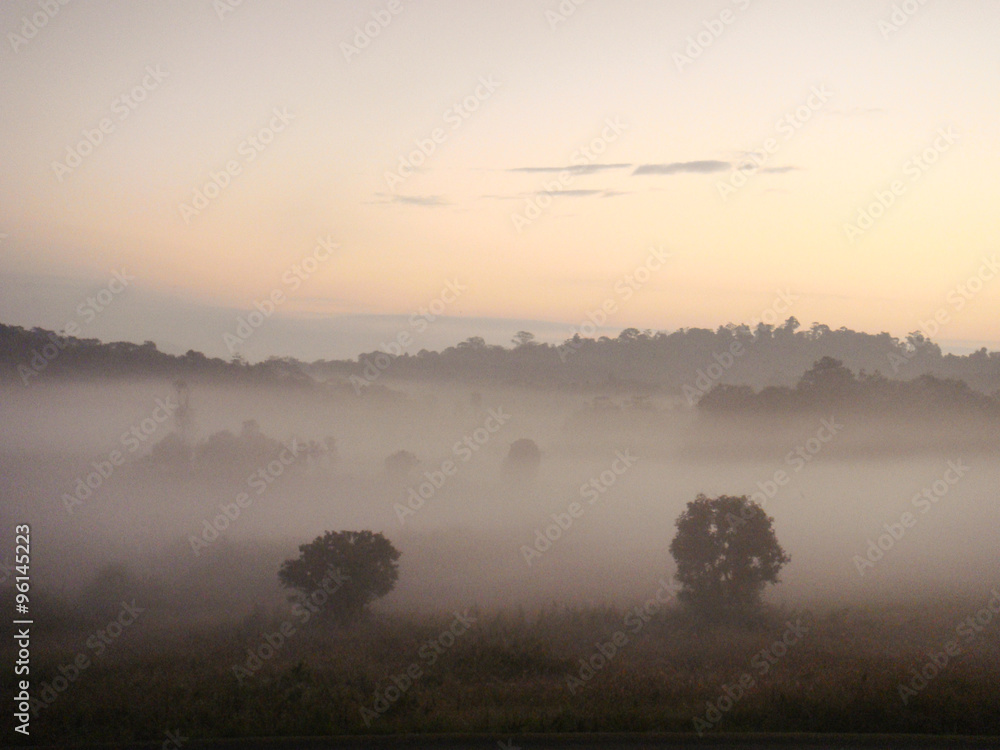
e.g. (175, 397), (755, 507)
(394, 194), (448, 206)
(536, 189), (602, 197)
(369, 193), (450, 206)
(632, 160), (730, 176)
(482, 188), (629, 201)
(508, 163), (631, 175)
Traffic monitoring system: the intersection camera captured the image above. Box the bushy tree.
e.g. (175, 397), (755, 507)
(502, 438), (541, 478)
(384, 449), (419, 479)
(278, 530), (400, 624)
(669, 494), (790, 618)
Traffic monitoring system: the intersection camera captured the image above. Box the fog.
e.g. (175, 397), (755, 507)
(5, 376), (997, 621)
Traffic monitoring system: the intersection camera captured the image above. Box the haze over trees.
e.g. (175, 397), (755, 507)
(6, 0), (998, 740)
(4, 319), (1000, 395)
(502, 438), (542, 478)
(3, 317), (999, 740)
(697, 356), (1000, 418)
(669, 494), (791, 619)
(278, 531), (401, 625)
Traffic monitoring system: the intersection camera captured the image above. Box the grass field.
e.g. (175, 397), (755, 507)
(9, 592), (1000, 745)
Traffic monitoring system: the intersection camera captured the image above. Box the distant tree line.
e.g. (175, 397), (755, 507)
(147, 418), (334, 471)
(4, 319), (1000, 396)
(312, 319), (1000, 395)
(697, 356), (1000, 419)
(0, 323), (310, 386)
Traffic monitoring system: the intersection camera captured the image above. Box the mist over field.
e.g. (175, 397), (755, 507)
(4, 326), (1000, 745)
(4, 0), (1000, 745)
(3, 321), (999, 625)
(3, 369), (999, 617)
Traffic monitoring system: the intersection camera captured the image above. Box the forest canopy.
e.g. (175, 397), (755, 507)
(4, 319), (999, 397)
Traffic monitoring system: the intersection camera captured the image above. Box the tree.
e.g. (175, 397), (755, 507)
(511, 330), (536, 348)
(797, 356), (855, 396)
(669, 494), (790, 618)
(457, 336), (486, 349)
(502, 438), (541, 478)
(278, 530), (400, 624)
(384, 449), (419, 479)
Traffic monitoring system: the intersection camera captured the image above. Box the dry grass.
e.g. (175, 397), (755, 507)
(8, 597), (1000, 744)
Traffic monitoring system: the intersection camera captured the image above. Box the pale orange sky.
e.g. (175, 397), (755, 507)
(1, 0), (998, 359)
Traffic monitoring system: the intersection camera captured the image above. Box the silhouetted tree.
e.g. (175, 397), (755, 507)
(502, 438), (541, 478)
(278, 530), (399, 624)
(511, 330), (536, 347)
(669, 494), (790, 618)
(147, 432), (193, 466)
(384, 450), (419, 479)
(798, 356), (855, 396)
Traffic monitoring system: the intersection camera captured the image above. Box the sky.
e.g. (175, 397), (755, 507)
(1, 0), (998, 361)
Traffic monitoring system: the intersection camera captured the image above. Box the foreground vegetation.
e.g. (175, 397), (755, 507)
(9, 596), (1000, 744)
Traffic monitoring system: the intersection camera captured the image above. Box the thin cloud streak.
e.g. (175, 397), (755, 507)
(632, 160), (731, 176)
